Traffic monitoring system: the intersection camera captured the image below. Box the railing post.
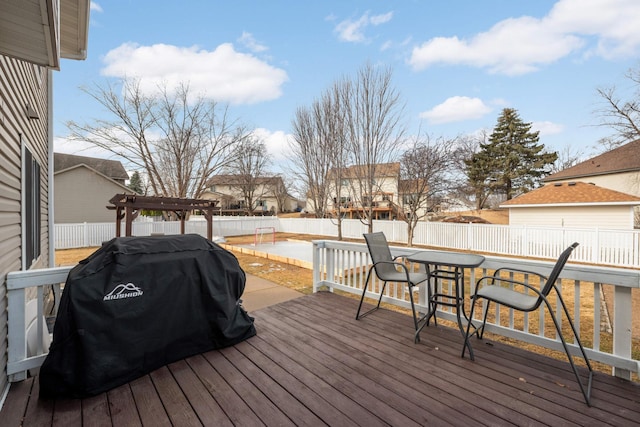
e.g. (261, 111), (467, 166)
(612, 286), (633, 380)
(326, 246), (335, 292)
(7, 287), (27, 382)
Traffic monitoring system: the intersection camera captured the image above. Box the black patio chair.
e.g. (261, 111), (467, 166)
(356, 232), (429, 343)
(461, 242), (594, 405)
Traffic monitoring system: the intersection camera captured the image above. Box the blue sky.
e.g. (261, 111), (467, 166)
(54, 0), (640, 171)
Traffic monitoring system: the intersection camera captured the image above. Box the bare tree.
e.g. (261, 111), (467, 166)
(340, 62), (407, 233)
(270, 175), (291, 213)
(226, 137), (271, 214)
(594, 64), (640, 147)
(549, 144), (584, 174)
(320, 82), (350, 239)
(399, 135), (455, 246)
(289, 105), (333, 218)
(289, 80), (351, 237)
(66, 78), (249, 199)
(451, 132), (489, 209)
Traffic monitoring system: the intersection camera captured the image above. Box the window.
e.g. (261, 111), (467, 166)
(23, 144), (41, 269)
(403, 194), (417, 205)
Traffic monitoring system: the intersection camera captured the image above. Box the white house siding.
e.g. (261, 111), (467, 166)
(553, 173), (640, 198)
(55, 167), (130, 223)
(509, 205), (635, 229)
(0, 56), (50, 395)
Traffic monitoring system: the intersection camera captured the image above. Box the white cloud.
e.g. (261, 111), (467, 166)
(334, 11), (393, 43)
(54, 136), (115, 159)
(100, 42), (288, 105)
(409, 0), (640, 75)
(419, 96), (492, 124)
(370, 12), (393, 26)
(380, 40), (392, 52)
(532, 120), (564, 136)
(546, 0), (640, 58)
(237, 32), (268, 53)
(90, 2), (103, 13)
(252, 128), (291, 165)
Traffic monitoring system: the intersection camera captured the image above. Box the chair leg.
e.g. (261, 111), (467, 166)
(356, 268), (387, 320)
(462, 296), (478, 359)
(462, 298), (490, 360)
(544, 297), (594, 406)
(406, 284), (422, 344)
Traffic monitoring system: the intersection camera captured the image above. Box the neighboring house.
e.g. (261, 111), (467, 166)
(0, 0), (90, 400)
(544, 138), (640, 197)
(318, 163), (435, 220)
(501, 181), (640, 229)
(54, 153), (132, 223)
(202, 175), (298, 214)
(324, 163), (401, 220)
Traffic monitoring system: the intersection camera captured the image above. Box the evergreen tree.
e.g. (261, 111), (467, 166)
(467, 108), (557, 202)
(128, 171), (144, 194)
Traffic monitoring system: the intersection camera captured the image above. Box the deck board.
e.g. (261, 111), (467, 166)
(1, 291), (639, 426)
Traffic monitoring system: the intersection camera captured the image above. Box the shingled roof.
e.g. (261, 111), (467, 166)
(545, 138), (640, 181)
(207, 175), (282, 186)
(54, 153), (129, 181)
(327, 162), (401, 179)
(501, 181), (640, 207)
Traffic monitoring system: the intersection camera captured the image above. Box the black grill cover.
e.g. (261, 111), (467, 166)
(39, 234), (256, 398)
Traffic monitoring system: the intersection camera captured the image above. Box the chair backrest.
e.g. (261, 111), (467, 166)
(538, 242), (579, 300)
(363, 232), (400, 281)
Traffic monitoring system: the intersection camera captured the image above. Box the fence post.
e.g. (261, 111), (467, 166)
(83, 222), (88, 248)
(594, 227), (600, 264)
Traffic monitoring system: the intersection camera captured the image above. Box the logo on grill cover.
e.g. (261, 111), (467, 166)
(104, 283), (143, 301)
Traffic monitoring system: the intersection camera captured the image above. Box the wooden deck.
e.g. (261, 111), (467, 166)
(1, 292), (639, 426)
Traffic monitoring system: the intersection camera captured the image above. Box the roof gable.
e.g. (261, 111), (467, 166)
(207, 175), (283, 187)
(328, 162), (401, 179)
(502, 181), (640, 207)
(545, 138), (640, 181)
(54, 153), (129, 181)
(55, 163), (134, 193)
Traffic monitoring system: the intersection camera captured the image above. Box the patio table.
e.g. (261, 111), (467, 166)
(407, 250), (485, 340)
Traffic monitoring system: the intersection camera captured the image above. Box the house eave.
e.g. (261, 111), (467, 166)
(502, 202), (640, 209)
(0, 0), (89, 69)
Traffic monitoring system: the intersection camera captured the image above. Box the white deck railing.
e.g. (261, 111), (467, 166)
(7, 239), (639, 382)
(6, 266), (72, 382)
(312, 240), (640, 380)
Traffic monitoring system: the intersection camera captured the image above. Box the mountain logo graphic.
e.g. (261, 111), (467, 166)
(103, 283), (143, 301)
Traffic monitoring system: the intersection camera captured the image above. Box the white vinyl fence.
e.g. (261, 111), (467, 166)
(56, 217), (640, 268)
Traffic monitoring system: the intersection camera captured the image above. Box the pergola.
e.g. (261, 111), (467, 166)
(108, 194), (219, 240)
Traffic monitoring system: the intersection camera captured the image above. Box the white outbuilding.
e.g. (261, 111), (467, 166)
(502, 181), (640, 230)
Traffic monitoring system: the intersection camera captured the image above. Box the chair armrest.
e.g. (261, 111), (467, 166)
(373, 260), (409, 271)
(393, 255), (428, 273)
(491, 267), (548, 282)
(372, 260), (414, 281)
